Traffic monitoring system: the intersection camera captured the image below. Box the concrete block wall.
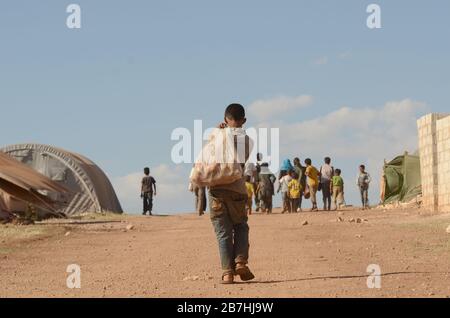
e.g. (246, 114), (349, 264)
(417, 113), (450, 214)
(436, 116), (450, 213)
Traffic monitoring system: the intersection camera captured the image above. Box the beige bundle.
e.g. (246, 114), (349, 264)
(190, 128), (249, 187)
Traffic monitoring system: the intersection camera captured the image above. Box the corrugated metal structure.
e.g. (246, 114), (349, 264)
(1, 144), (123, 216)
(0, 150), (69, 219)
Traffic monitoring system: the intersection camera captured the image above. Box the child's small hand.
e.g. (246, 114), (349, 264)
(217, 122), (228, 129)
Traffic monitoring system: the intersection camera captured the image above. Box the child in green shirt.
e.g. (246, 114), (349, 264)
(331, 169), (344, 210)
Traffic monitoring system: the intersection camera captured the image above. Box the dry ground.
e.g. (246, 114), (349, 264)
(1, 207), (450, 298)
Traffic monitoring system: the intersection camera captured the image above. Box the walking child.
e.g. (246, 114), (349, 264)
(356, 165), (371, 209)
(141, 167), (156, 215)
(293, 157), (306, 211)
(288, 171), (302, 212)
(331, 169), (344, 210)
(256, 163), (276, 214)
(208, 104), (255, 284)
(245, 175), (254, 215)
(305, 158), (319, 211)
(254, 153), (263, 211)
(277, 170), (292, 213)
(320, 157), (334, 211)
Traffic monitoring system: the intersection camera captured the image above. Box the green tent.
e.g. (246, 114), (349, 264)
(381, 153), (422, 204)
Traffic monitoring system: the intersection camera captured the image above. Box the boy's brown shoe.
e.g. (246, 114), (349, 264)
(235, 263), (255, 282)
(221, 273), (234, 285)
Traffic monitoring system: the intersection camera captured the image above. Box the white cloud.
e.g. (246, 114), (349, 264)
(113, 164), (193, 214)
(248, 95), (313, 121)
(338, 51), (352, 59)
(279, 99), (427, 159)
(313, 56), (328, 65)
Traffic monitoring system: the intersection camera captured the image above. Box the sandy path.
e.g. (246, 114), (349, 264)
(1, 208), (450, 298)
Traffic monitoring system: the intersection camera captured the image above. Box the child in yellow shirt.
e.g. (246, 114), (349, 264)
(288, 172), (302, 212)
(245, 176), (254, 215)
(305, 158), (319, 211)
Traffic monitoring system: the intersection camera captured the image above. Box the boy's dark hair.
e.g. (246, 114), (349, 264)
(144, 167), (150, 175)
(360, 165), (366, 170)
(335, 169), (341, 175)
(225, 103), (246, 121)
(245, 175), (251, 182)
(305, 158), (312, 165)
(291, 172), (298, 179)
(293, 157), (300, 165)
(324, 157), (331, 164)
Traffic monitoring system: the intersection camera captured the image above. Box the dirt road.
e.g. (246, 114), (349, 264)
(1, 208), (450, 298)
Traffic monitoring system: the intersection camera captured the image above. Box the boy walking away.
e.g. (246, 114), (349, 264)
(141, 167), (156, 215)
(254, 153), (264, 212)
(208, 104), (255, 284)
(245, 176), (254, 215)
(320, 157), (334, 211)
(331, 169), (344, 210)
(356, 165), (371, 210)
(256, 163), (276, 214)
(293, 157), (306, 210)
(305, 158), (319, 211)
(277, 170), (292, 213)
(288, 172), (302, 212)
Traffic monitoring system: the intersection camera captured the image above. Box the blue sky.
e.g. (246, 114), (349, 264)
(1, 1), (449, 213)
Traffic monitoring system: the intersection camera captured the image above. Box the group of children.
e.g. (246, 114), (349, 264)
(145, 158), (368, 217)
(277, 170), (301, 213)
(243, 157), (348, 214)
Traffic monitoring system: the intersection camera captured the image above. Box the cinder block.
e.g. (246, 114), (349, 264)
(418, 113), (450, 213)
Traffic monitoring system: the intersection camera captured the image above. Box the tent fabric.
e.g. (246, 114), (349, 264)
(382, 153), (422, 204)
(1, 144), (123, 215)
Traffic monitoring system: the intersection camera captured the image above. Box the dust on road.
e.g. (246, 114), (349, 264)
(1, 208), (450, 298)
